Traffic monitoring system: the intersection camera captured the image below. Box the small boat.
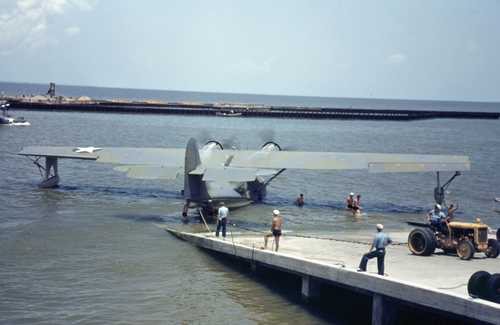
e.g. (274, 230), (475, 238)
(215, 109), (242, 117)
(0, 115), (31, 126)
(0, 102), (30, 126)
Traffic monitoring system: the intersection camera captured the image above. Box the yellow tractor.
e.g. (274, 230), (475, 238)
(407, 220), (499, 260)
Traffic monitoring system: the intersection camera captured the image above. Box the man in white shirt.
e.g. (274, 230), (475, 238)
(216, 202), (229, 239)
(428, 204), (447, 232)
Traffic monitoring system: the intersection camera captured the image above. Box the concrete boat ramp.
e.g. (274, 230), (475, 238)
(159, 226), (499, 324)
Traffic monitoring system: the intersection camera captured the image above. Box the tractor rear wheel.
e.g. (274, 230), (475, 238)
(408, 228), (436, 256)
(467, 271), (491, 298)
(485, 239), (500, 258)
(486, 273), (500, 303)
(457, 240), (475, 260)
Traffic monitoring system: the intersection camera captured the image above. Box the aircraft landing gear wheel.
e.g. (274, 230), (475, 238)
(457, 240), (475, 260)
(408, 228), (436, 256)
(485, 239), (500, 258)
(468, 271), (491, 298)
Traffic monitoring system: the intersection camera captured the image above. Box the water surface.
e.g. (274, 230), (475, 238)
(1, 86), (499, 324)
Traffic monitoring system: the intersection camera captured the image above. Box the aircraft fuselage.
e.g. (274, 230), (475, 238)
(183, 139), (279, 214)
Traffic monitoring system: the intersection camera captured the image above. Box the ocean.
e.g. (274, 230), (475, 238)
(1, 82), (499, 324)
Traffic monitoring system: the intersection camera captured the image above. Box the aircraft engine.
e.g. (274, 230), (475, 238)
(260, 141), (281, 152)
(202, 140), (223, 151)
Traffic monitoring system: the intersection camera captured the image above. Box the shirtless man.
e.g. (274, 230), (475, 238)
(263, 209), (283, 252)
(353, 194), (362, 216)
(447, 203), (458, 221)
(295, 193), (305, 207)
(346, 192), (355, 209)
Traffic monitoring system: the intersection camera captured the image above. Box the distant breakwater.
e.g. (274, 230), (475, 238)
(4, 97), (500, 121)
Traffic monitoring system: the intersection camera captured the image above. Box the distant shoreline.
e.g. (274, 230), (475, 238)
(2, 94), (499, 121)
(2, 80), (500, 105)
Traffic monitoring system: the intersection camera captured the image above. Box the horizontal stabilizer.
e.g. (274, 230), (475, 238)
(114, 165), (182, 179)
(188, 166), (205, 175)
(97, 148), (185, 166)
(202, 168), (258, 182)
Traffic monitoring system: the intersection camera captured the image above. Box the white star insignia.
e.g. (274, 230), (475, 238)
(73, 146), (103, 153)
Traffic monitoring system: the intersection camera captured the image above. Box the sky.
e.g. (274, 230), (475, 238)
(0, 0), (499, 101)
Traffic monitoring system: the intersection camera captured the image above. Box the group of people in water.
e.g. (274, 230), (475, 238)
(346, 192), (362, 216)
(295, 192), (363, 216)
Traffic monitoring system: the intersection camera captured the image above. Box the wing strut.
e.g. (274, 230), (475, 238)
(263, 168), (286, 186)
(434, 171), (461, 205)
(26, 156), (60, 188)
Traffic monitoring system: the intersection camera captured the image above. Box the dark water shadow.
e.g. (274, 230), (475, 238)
(201, 249), (369, 325)
(56, 185), (182, 200)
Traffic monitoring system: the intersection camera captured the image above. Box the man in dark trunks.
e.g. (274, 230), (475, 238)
(262, 209), (284, 252)
(346, 192), (355, 209)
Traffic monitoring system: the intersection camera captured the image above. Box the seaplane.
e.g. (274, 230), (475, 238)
(19, 138), (470, 216)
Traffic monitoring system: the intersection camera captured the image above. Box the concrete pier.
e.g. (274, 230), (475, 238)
(163, 227), (500, 324)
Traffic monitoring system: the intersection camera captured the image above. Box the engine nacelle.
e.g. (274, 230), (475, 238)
(202, 140), (223, 151)
(261, 141), (281, 152)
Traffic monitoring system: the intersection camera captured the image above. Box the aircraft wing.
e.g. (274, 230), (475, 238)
(19, 146), (471, 181)
(19, 146), (186, 180)
(217, 150), (471, 173)
(18, 146), (100, 160)
(19, 146), (185, 165)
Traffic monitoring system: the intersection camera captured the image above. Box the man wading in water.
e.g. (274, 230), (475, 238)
(262, 209), (283, 252)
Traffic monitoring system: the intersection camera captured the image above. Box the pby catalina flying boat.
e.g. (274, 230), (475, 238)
(19, 138), (470, 215)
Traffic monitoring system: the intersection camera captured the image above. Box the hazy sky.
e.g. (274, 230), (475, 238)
(0, 0), (499, 101)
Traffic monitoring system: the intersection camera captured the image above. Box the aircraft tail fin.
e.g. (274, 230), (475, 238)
(184, 138), (202, 200)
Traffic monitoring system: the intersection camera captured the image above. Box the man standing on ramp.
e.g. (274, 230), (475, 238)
(358, 224), (392, 275)
(262, 209), (283, 252)
(215, 202), (228, 239)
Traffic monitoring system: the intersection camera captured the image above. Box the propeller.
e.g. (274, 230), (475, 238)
(196, 130), (212, 145)
(221, 135), (240, 150)
(258, 129), (297, 151)
(196, 130), (240, 150)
